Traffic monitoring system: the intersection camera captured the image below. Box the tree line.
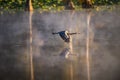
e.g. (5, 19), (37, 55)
(0, 0), (120, 11)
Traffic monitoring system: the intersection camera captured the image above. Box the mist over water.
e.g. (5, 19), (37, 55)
(0, 10), (120, 80)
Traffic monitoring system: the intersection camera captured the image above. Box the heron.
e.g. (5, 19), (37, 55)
(52, 30), (80, 43)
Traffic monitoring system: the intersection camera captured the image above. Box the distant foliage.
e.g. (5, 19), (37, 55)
(0, 0), (26, 10)
(94, 0), (120, 5)
(0, 0), (120, 10)
(32, 0), (63, 9)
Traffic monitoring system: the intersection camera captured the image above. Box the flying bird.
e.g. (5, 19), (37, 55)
(52, 30), (80, 43)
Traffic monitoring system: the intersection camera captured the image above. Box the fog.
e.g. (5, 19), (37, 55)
(0, 10), (120, 80)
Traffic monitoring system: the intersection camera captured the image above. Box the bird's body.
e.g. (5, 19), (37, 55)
(58, 31), (70, 43)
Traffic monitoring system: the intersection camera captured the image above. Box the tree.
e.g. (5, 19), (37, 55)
(81, 0), (94, 8)
(63, 0), (75, 10)
(25, 0), (33, 11)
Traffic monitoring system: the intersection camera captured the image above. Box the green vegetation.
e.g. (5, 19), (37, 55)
(0, 0), (26, 10)
(0, 0), (120, 11)
(94, 0), (120, 5)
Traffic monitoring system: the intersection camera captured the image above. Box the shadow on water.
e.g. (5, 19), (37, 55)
(0, 9), (120, 80)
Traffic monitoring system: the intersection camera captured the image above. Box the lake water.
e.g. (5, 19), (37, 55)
(0, 10), (120, 80)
